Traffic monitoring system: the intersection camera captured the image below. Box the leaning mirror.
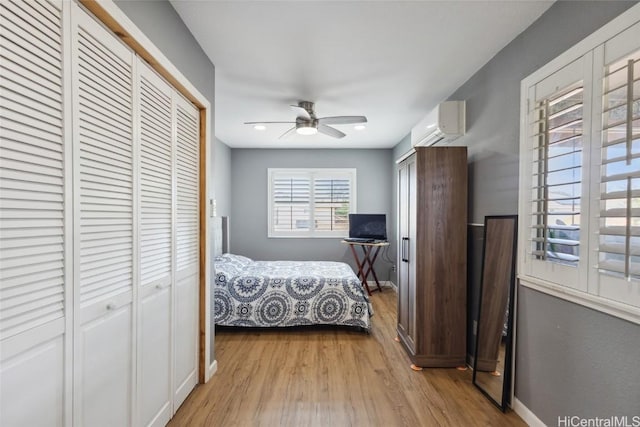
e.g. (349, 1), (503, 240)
(473, 215), (518, 411)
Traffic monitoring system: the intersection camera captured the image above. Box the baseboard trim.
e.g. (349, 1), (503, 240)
(513, 397), (545, 427)
(379, 280), (396, 289)
(209, 359), (218, 377)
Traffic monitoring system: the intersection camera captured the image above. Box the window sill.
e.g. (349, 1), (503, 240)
(518, 275), (640, 325)
(267, 234), (348, 239)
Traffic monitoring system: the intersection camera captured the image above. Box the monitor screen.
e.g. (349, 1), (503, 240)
(348, 214), (387, 240)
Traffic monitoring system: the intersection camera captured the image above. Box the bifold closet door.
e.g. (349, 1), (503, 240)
(0, 0), (69, 426)
(72, 6), (135, 427)
(173, 95), (199, 409)
(2, 1), (202, 425)
(137, 59), (173, 427)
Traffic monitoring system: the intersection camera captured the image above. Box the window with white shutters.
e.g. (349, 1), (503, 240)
(520, 16), (640, 320)
(0, 0), (66, 339)
(268, 168), (356, 238)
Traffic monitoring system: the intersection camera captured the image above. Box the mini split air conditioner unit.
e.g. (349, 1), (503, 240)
(411, 100), (466, 147)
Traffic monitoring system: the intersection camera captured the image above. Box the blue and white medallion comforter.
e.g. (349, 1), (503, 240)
(213, 254), (372, 331)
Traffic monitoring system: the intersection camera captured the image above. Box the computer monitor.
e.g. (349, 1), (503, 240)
(348, 214), (387, 240)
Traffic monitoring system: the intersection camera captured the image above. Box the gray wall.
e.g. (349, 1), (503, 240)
(517, 288), (640, 423)
(114, 0), (224, 363)
(213, 137), (232, 217)
(392, 133), (412, 162)
(433, 1), (639, 423)
(230, 149), (395, 281)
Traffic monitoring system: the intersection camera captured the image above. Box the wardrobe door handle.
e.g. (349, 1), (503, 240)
(402, 237), (409, 263)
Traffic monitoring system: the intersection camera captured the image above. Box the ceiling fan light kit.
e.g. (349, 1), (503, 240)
(295, 122), (318, 135)
(244, 101), (367, 139)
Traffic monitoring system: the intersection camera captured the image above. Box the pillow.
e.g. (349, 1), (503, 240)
(219, 253), (253, 267)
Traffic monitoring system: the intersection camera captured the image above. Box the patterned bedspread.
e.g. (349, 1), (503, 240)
(213, 254), (372, 330)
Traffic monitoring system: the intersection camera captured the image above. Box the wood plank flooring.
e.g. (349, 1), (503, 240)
(169, 288), (526, 427)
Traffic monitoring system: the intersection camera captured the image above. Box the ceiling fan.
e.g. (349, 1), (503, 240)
(244, 101), (367, 139)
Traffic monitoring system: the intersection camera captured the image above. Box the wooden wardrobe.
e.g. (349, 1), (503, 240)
(396, 146), (467, 368)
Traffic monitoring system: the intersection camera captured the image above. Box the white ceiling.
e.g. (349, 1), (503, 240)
(170, 0), (553, 149)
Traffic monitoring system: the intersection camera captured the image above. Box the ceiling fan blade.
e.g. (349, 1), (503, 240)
(244, 121), (295, 125)
(278, 126), (297, 139)
(290, 105), (311, 121)
(318, 124), (346, 139)
(317, 116), (367, 125)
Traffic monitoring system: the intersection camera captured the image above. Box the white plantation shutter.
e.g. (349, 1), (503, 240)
(175, 97), (199, 271)
(598, 50), (640, 280)
(76, 16), (134, 304)
(272, 174), (311, 232)
(589, 22), (640, 310)
(139, 66), (173, 286)
(313, 174), (351, 232)
(530, 82), (584, 265)
(522, 56), (591, 290)
(268, 168), (355, 237)
(0, 0), (65, 339)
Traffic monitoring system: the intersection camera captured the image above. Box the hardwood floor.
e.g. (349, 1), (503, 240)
(169, 288), (526, 427)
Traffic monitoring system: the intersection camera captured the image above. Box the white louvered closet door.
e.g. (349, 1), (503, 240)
(72, 7), (135, 427)
(173, 95), (199, 409)
(0, 1), (69, 426)
(136, 59), (173, 427)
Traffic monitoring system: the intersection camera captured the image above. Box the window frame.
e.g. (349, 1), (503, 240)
(267, 168), (357, 238)
(518, 4), (640, 325)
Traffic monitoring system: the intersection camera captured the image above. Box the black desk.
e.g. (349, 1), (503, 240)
(342, 240), (389, 295)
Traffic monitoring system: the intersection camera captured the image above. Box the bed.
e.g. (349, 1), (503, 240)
(213, 253), (373, 331)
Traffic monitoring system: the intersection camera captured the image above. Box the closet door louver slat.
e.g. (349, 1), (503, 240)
(0, 0), (64, 342)
(176, 103), (200, 272)
(76, 23), (133, 305)
(139, 74), (172, 288)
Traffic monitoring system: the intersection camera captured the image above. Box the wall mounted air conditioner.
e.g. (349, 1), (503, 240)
(411, 100), (466, 147)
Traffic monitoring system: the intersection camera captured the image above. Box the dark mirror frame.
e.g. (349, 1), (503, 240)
(472, 215), (518, 412)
